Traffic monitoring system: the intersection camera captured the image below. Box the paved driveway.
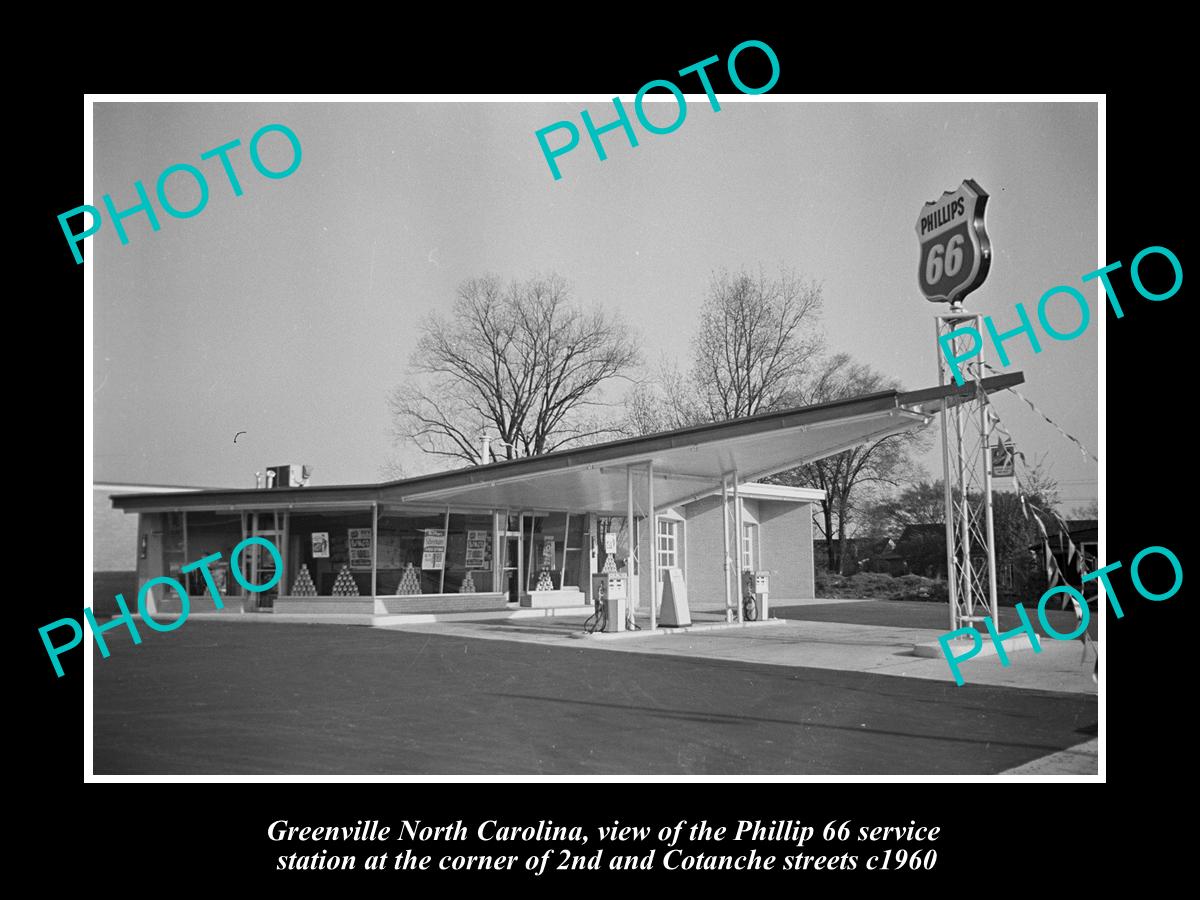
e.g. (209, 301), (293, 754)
(92, 623), (1096, 775)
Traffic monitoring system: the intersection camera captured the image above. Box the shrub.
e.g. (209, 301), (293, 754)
(816, 570), (947, 602)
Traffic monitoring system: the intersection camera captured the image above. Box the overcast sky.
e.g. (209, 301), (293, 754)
(92, 100), (1098, 509)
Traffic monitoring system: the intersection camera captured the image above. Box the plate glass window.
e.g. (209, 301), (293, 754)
(741, 523), (757, 571)
(658, 519), (678, 571)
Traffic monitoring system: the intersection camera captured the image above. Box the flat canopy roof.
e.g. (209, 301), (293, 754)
(112, 372), (1023, 516)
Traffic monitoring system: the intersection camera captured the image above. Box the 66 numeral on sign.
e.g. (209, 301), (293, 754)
(878, 849), (938, 870)
(924, 234), (964, 284)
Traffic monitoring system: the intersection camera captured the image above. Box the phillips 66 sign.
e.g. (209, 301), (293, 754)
(916, 178), (992, 304)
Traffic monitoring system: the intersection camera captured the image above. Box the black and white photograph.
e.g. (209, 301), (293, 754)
(79, 93), (1113, 781)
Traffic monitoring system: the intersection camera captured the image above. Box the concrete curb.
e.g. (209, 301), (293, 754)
(131, 605), (597, 628)
(912, 632), (1038, 659)
(571, 617), (794, 641)
(373, 605), (593, 626)
(131, 611), (377, 626)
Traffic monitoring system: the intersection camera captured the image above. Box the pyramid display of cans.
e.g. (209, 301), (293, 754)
(460, 570), (476, 593)
(290, 564), (317, 596)
(396, 563), (422, 595)
(331, 564), (360, 596)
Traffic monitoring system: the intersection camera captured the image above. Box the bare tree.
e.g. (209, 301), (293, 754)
(862, 480), (946, 536)
(616, 267), (926, 576)
(1017, 459), (1061, 512)
(991, 458), (1062, 600)
(621, 267), (825, 436)
(390, 273), (641, 465)
(377, 456), (409, 482)
(767, 354), (928, 573)
(692, 267), (824, 420)
(622, 363), (706, 436)
(1068, 499), (1098, 519)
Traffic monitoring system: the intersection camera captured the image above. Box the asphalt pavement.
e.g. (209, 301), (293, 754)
(92, 620), (1097, 775)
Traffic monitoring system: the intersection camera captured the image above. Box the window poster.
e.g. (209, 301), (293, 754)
(422, 527), (446, 570)
(312, 532), (330, 558)
(466, 529), (490, 569)
(348, 527), (373, 570)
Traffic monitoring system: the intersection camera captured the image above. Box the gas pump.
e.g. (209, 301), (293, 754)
(742, 570), (770, 621)
(588, 572), (627, 634)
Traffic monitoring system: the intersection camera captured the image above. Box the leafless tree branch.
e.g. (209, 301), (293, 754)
(389, 272), (642, 466)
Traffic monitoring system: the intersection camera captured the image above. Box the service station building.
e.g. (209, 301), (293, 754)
(110, 376), (1017, 629)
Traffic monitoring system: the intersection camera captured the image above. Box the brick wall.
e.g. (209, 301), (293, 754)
(757, 500), (815, 599)
(381, 593), (508, 615)
(681, 496), (731, 613)
(275, 598), (376, 615)
(94, 488), (139, 572)
(678, 496), (816, 612)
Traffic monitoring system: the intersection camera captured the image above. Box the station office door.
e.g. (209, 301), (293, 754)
(244, 511), (286, 611)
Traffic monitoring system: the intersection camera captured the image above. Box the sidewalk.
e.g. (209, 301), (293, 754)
(380, 615), (1098, 695)
(1000, 739), (1098, 775)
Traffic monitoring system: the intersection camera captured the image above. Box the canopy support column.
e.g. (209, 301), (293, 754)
(722, 475), (733, 623)
(648, 460), (657, 631)
(371, 502), (384, 615)
(620, 464), (633, 632)
(733, 471), (744, 623)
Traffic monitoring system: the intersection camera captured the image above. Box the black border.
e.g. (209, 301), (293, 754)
(32, 27), (1185, 888)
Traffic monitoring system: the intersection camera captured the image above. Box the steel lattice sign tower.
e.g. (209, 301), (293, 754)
(916, 179), (1000, 634)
